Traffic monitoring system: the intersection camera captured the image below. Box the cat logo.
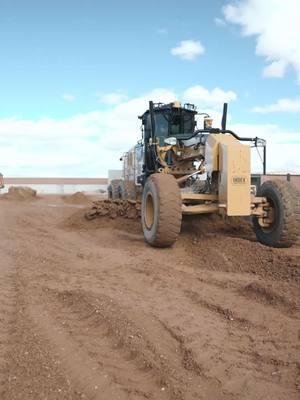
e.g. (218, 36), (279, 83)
(232, 176), (248, 185)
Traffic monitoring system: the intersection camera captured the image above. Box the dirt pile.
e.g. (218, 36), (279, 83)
(62, 191), (91, 205)
(183, 214), (253, 238)
(85, 199), (141, 220)
(4, 186), (37, 201)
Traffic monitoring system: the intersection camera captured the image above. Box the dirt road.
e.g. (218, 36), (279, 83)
(0, 195), (299, 399)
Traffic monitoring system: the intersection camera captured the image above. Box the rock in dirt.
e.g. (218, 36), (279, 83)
(85, 199), (141, 220)
(4, 186), (37, 201)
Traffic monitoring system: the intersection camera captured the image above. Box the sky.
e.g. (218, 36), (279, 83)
(0, 0), (299, 177)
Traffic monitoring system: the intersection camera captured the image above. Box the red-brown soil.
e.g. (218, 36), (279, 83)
(0, 195), (299, 399)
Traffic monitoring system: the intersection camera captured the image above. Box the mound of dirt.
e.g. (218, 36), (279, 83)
(4, 186), (37, 201)
(85, 199), (141, 220)
(63, 207), (142, 235)
(182, 214), (253, 238)
(63, 192), (91, 205)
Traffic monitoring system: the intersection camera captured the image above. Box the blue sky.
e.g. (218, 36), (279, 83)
(0, 0), (299, 176)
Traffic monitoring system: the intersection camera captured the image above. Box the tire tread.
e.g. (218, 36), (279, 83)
(253, 180), (300, 247)
(142, 174), (182, 247)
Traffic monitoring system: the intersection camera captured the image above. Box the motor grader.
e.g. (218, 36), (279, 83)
(108, 101), (299, 248)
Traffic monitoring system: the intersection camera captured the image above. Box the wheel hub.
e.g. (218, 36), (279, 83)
(259, 198), (276, 231)
(144, 192), (154, 229)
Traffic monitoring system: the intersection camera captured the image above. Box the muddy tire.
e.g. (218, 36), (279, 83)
(107, 184), (113, 199)
(141, 173), (182, 247)
(253, 180), (300, 247)
(118, 181), (127, 200)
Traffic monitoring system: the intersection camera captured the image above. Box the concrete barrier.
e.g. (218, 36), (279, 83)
(1, 177), (108, 194)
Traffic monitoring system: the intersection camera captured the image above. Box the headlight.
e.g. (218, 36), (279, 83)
(164, 137), (177, 146)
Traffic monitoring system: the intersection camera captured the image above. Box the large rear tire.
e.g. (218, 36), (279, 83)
(141, 173), (182, 247)
(107, 184), (113, 199)
(253, 180), (300, 247)
(109, 180), (122, 200)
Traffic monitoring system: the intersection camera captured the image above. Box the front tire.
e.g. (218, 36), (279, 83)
(141, 174), (182, 247)
(253, 180), (300, 247)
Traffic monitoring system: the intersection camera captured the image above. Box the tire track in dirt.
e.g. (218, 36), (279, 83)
(0, 212), (172, 399)
(30, 288), (171, 400)
(0, 209), (18, 397)
(53, 214), (300, 398)
(27, 304), (132, 400)
(65, 215), (300, 398)
(0, 206), (231, 400)
(93, 234), (300, 398)
(1, 199), (299, 399)
(34, 287), (232, 400)
(0, 203), (94, 399)
(75, 253), (299, 399)
(0, 259), (16, 396)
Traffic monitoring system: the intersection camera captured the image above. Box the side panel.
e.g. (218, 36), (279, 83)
(205, 134), (236, 172)
(205, 134), (251, 216)
(219, 142), (251, 216)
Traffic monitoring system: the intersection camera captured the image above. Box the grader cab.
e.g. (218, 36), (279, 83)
(108, 101), (299, 248)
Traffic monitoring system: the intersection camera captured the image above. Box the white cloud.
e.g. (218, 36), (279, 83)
(0, 86), (298, 177)
(252, 98), (300, 113)
(62, 93), (75, 102)
(183, 86), (237, 108)
(230, 123), (300, 173)
(171, 40), (205, 60)
(98, 92), (128, 105)
(0, 89), (176, 177)
(182, 86), (237, 127)
(263, 60), (287, 78)
(223, 0), (300, 82)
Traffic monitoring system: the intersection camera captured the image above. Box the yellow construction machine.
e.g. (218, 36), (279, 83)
(109, 101), (299, 248)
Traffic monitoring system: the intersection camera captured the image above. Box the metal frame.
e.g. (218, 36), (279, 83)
(181, 191), (271, 223)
